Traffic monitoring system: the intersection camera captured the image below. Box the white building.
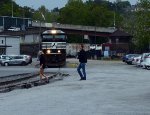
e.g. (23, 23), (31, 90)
(66, 43), (90, 56)
(0, 35), (20, 55)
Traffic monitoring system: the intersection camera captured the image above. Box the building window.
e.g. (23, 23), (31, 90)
(116, 38), (119, 43)
(0, 48), (6, 55)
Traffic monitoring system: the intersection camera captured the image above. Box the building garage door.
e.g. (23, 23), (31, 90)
(6, 37), (20, 55)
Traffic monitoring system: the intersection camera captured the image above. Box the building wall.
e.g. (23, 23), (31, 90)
(24, 35), (34, 43)
(66, 43), (90, 56)
(21, 34), (39, 44)
(6, 37), (20, 55)
(0, 36), (20, 55)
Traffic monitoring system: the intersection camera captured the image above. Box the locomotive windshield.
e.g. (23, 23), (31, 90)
(42, 35), (53, 39)
(42, 34), (66, 42)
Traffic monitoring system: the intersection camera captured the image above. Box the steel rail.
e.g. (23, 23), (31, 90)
(0, 72), (67, 93)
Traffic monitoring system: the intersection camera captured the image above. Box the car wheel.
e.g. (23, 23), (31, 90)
(21, 62), (26, 66)
(4, 62), (9, 66)
(127, 62), (131, 65)
(146, 66), (150, 70)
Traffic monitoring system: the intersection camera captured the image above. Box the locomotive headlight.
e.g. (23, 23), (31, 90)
(58, 50), (61, 53)
(51, 30), (57, 34)
(47, 49), (51, 54)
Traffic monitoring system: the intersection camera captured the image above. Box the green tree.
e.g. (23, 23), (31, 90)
(32, 5), (58, 23)
(0, 0), (34, 18)
(32, 6), (47, 22)
(0, 1), (12, 16)
(58, 0), (116, 27)
(134, 0), (150, 52)
(50, 7), (60, 23)
(58, 0), (125, 43)
(58, 0), (85, 24)
(115, 1), (131, 13)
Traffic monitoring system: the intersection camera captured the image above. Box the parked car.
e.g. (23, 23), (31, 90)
(122, 54), (128, 62)
(140, 53), (150, 68)
(140, 53), (150, 69)
(122, 54), (140, 65)
(145, 54), (150, 70)
(24, 55), (32, 64)
(1, 55), (32, 66)
(132, 55), (142, 66)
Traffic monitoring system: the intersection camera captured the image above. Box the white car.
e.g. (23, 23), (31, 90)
(132, 55), (142, 66)
(144, 54), (150, 70)
(8, 27), (20, 31)
(140, 53), (150, 68)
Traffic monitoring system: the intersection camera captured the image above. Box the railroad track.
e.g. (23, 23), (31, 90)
(0, 72), (69, 93)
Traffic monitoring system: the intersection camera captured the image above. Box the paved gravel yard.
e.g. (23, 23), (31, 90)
(0, 59), (150, 115)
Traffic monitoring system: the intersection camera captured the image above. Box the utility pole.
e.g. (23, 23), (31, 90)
(11, 0), (16, 17)
(12, 0), (14, 17)
(38, 12), (46, 50)
(113, 2), (117, 28)
(94, 25), (97, 60)
(113, 12), (116, 28)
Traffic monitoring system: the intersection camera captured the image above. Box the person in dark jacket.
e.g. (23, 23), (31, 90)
(77, 44), (87, 80)
(38, 51), (48, 80)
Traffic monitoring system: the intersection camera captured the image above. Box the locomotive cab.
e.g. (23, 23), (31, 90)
(41, 29), (67, 67)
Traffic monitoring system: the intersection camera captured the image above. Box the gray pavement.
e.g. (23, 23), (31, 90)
(0, 59), (150, 115)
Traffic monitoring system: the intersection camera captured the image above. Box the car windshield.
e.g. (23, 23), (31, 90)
(1, 56), (10, 59)
(127, 54), (139, 57)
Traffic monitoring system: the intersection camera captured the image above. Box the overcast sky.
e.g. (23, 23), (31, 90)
(15, 0), (138, 10)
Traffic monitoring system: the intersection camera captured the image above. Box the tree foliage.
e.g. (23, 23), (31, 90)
(0, 0), (131, 28)
(58, 0), (121, 27)
(134, 0), (150, 52)
(115, 1), (131, 13)
(0, 0), (35, 18)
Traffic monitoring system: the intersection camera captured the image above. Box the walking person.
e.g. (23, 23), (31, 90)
(38, 51), (48, 80)
(77, 44), (87, 80)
